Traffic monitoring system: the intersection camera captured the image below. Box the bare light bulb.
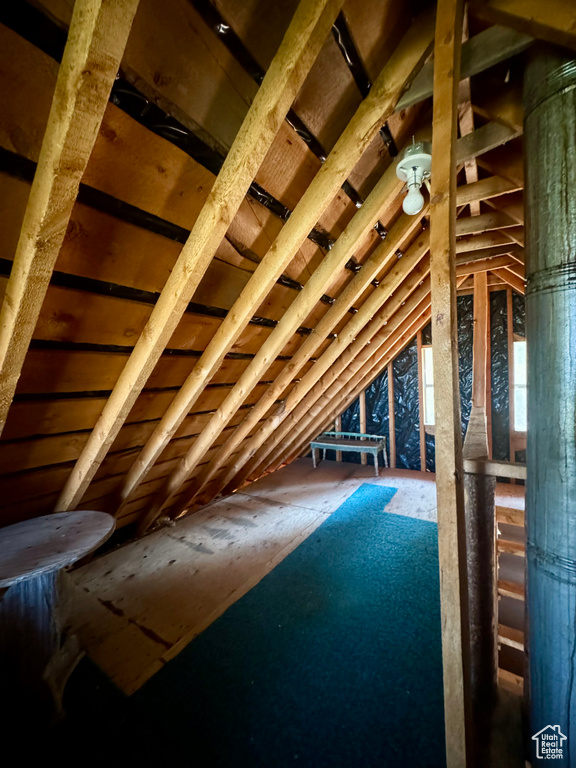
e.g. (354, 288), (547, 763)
(402, 184), (425, 215)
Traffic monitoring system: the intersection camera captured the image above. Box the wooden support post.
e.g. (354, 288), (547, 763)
(506, 287), (516, 477)
(359, 391), (367, 464)
(416, 332), (426, 471)
(335, 416), (342, 461)
(387, 362), (396, 470)
(54, 0), (347, 512)
(0, 0), (140, 437)
(429, 1), (471, 764)
(463, 272), (497, 748)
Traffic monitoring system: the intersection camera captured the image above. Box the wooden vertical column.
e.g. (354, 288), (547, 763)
(463, 271), (497, 745)
(506, 288), (516, 479)
(359, 390), (367, 464)
(417, 331), (427, 471)
(335, 415), (342, 461)
(387, 362), (396, 469)
(429, 0), (471, 765)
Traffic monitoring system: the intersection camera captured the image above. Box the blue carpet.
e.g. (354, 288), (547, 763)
(134, 484), (446, 767)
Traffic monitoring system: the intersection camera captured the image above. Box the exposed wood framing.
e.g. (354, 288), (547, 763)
(161, 230), (432, 520)
(0, 0), (140, 436)
(124, 151), (416, 520)
(359, 390), (367, 464)
(429, 0), (471, 764)
(59, 7), (435, 514)
(136, 206), (427, 531)
(396, 24), (533, 111)
(54, 0), (346, 511)
(416, 331), (426, 471)
(139, 104), (525, 528)
(276, 274), (471, 476)
(254, 285), (434, 481)
(470, 0), (576, 52)
(387, 362), (396, 469)
(493, 268), (525, 295)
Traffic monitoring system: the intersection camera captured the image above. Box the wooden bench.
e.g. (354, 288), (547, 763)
(310, 432), (388, 477)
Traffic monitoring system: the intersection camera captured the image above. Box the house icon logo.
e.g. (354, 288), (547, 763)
(532, 725), (567, 760)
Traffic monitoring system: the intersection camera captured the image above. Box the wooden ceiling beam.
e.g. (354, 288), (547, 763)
(457, 243), (524, 264)
(491, 267), (526, 294)
(456, 176), (522, 207)
(456, 255), (519, 275)
(470, 0), (576, 52)
(456, 210), (519, 236)
(455, 121), (521, 165)
(54, 0), (347, 512)
(121, 164), (414, 519)
(187, 246), (433, 511)
(456, 230), (521, 252)
(0, 0), (140, 437)
(396, 25), (533, 111)
(149, 227), (432, 523)
(193, 273), (434, 508)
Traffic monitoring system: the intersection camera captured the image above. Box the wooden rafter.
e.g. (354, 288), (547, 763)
(122, 149), (412, 515)
(456, 210), (519, 236)
(113, 8), (436, 524)
(429, 0), (471, 764)
(206, 251), (433, 506)
(136, 103), (527, 529)
(455, 175), (522, 207)
(0, 0), (140, 436)
(209, 280), (434, 500)
(396, 24), (532, 111)
(470, 0), (576, 52)
(135, 204), (425, 530)
(154, 229), (432, 521)
(491, 267), (525, 294)
(54, 0), (347, 511)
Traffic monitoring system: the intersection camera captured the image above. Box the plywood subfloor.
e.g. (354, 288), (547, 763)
(69, 460), (435, 693)
(68, 458), (524, 697)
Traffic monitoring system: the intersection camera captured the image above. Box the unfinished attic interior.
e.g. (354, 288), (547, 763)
(1, 0), (575, 764)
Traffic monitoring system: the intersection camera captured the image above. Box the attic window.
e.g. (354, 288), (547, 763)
(422, 345), (434, 426)
(513, 339), (527, 432)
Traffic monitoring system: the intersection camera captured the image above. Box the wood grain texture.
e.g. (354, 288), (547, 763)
(0, 510), (114, 587)
(429, 0), (471, 764)
(0, 0), (140, 435)
(55, 0), (344, 512)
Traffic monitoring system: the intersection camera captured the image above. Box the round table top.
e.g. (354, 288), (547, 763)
(0, 510), (115, 587)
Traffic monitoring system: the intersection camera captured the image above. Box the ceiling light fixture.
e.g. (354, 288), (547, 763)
(396, 139), (432, 216)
